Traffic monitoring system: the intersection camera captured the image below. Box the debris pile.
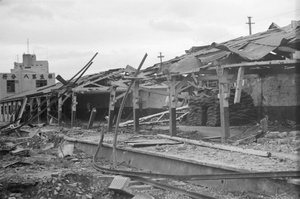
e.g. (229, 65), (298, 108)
(256, 130), (300, 153)
(0, 127), (105, 199)
(186, 89), (256, 126)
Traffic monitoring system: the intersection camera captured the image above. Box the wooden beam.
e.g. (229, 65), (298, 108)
(56, 75), (68, 85)
(71, 92), (77, 128)
(58, 94), (63, 126)
(62, 93), (70, 104)
(115, 91), (127, 101)
(175, 75), (189, 92)
(75, 69), (124, 89)
(36, 97), (41, 124)
(46, 96), (51, 124)
(139, 87), (189, 100)
(217, 66), (230, 143)
(217, 59), (299, 69)
(12, 101), (16, 121)
(87, 107), (97, 129)
(169, 76), (177, 136)
(122, 76), (143, 80)
(119, 105), (189, 127)
(5, 103), (9, 122)
(176, 84), (192, 94)
(133, 80), (140, 133)
(108, 86), (117, 132)
(157, 134), (271, 157)
(16, 97), (28, 125)
(0, 103), (3, 122)
(234, 66), (244, 104)
(8, 102), (12, 122)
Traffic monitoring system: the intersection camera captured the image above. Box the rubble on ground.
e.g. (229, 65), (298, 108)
(0, 123), (299, 199)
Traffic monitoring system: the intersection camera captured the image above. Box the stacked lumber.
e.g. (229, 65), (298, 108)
(206, 103), (220, 126)
(186, 91), (218, 126)
(186, 89), (256, 126)
(228, 89), (256, 126)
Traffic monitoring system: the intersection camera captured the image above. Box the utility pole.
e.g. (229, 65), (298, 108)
(158, 52), (164, 64)
(246, 16), (255, 35)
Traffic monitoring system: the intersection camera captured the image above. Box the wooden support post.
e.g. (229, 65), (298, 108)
(29, 98), (33, 113)
(36, 98), (41, 124)
(133, 80), (140, 133)
(87, 107), (97, 129)
(169, 76), (177, 136)
(8, 102), (12, 122)
(217, 66), (230, 143)
(12, 101), (16, 121)
(108, 86), (117, 132)
(234, 67), (244, 104)
(0, 104), (2, 122)
(47, 96), (51, 124)
(58, 94), (63, 126)
(5, 103), (9, 122)
(17, 97), (28, 125)
(71, 92), (77, 128)
(3, 103), (7, 122)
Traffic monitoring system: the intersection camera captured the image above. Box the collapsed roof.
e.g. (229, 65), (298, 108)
(1, 21), (299, 103)
(156, 20), (300, 75)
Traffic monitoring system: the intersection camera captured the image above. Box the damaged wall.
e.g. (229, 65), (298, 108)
(245, 73), (300, 122)
(140, 89), (167, 109)
(139, 88), (168, 116)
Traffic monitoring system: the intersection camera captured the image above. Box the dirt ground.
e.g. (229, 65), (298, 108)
(0, 122), (299, 199)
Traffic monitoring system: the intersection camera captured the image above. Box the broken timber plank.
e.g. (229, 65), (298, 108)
(234, 66), (244, 104)
(126, 140), (181, 147)
(87, 107), (97, 129)
(108, 86), (117, 132)
(133, 80), (140, 133)
(157, 134), (271, 157)
(119, 105), (188, 127)
(16, 97), (28, 125)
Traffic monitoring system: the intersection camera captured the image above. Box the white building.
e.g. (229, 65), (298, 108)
(0, 53), (55, 101)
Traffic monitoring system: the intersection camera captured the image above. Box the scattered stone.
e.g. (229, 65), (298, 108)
(278, 132), (287, 138)
(279, 157), (287, 162)
(85, 194), (93, 199)
(69, 182), (78, 187)
(132, 193), (155, 199)
(177, 146), (187, 151)
(277, 138), (288, 145)
(288, 131), (300, 137)
(265, 131), (280, 138)
(257, 138), (269, 144)
(291, 140), (300, 147)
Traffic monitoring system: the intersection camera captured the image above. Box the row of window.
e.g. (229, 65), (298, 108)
(6, 80), (48, 93)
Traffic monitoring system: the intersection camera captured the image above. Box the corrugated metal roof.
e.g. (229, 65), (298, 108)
(164, 21), (300, 74)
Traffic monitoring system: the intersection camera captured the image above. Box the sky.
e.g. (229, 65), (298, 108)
(0, 0), (299, 79)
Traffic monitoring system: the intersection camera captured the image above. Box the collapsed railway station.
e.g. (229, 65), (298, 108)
(0, 21), (300, 199)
